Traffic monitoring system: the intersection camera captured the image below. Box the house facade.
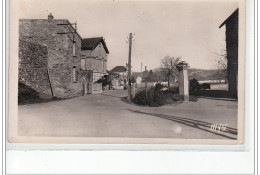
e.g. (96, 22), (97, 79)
(19, 13), (84, 98)
(109, 66), (128, 89)
(109, 66), (128, 79)
(81, 37), (109, 82)
(219, 9), (238, 98)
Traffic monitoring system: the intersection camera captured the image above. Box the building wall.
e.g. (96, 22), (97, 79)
(225, 13), (238, 98)
(91, 43), (108, 73)
(81, 42), (108, 82)
(19, 19), (82, 98)
(19, 40), (52, 95)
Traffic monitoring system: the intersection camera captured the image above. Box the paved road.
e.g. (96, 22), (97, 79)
(18, 90), (238, 139)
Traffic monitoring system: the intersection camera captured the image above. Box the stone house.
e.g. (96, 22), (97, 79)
(219, 9), (238, 98)
(81, 37), (109, 82)
(19, 13), (85, 98)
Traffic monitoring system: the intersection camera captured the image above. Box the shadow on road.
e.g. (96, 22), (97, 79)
(101, 90), (128, 98)
(128, 109), (238, 140)
(101, 93), (127, 98)
(191, 90), (237, 101)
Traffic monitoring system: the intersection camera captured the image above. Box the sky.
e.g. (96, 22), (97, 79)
(18, 0), (238, 71)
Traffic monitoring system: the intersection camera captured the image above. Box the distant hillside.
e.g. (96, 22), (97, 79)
(133, 68), (226, 81)
(188, 68), (226, 81)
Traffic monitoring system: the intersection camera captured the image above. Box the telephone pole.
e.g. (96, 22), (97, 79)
(145, 66), (147, 98)
(127, 33), (133, 101)
(141, 62), (143, 87)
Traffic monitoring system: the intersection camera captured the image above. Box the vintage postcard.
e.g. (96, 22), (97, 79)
(8, 0), (245, 144)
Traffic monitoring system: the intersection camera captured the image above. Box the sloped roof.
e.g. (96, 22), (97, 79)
(81, 37), (109, 53)
(110, 66), (127, 73)
(219, 8), (239, 28)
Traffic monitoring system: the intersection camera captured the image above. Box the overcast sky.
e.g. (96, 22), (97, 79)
(18, 0), (238, 71)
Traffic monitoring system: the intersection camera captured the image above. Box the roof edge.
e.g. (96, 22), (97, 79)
(219, 8), (239, 28)
(82, 37), (109, 54)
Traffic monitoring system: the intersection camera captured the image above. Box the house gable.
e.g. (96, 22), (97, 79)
(81, 37), (109, 54)
(19, 15), (83, 98)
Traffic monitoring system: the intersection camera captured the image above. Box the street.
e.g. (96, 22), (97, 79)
(18, 90), (238, 139)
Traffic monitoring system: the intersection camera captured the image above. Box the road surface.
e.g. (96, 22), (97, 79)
(18, 90), (238, 139)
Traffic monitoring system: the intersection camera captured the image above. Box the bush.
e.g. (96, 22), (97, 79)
(154, 83), (165, 91)
(167, 86), (179, 93)
(132, 90), (148, 106)
(18, 82), (40, 103)
(200, 83), (210, 90)
(133, 83), (168, 107)
(189, 78), (200, 92)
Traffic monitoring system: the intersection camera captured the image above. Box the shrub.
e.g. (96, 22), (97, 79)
(132, 90), (148, 106)
(189, 78), (200, 92)
(167, 86), (179, 93)
(154, 83), (165, 91)
(133, 83), (168, 107)
(153, 89), (167, 106)
(132, 81), (197, 106)
(18, 82), (40, 103)
(200, 83), (211, 90)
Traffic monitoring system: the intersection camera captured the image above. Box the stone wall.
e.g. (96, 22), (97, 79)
(19, 18), (82, 98)
(19, 40), (52, 95)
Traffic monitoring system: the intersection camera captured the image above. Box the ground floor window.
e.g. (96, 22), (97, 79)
(72, 66), (77, 82)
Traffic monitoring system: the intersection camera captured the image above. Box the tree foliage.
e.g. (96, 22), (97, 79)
(146, 70), (158, 82)
(160, 56), (181, 87)
(215, 50), (227, 81)
(189, 78), (200, 92)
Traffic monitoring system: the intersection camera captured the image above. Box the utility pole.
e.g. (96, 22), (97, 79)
(127, 33), (133, 101)
(145, 66), (147, 98)
(141, 62), (143, 88)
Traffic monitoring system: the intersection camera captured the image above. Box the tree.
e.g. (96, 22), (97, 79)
(147, 70), (158, 82)
(160, 56), (181, 87)
(215, 49), (227, 82)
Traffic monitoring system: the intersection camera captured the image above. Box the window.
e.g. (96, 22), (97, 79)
(72, 66), (76, 82)
(73, 42), (76, 56)
(103, 60), (105, 73)
(81, 58), (86, 70)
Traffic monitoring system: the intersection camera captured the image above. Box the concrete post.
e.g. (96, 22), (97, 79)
(87, 82), (93, 94)
(131, 83), (136, 98)
(176, 61), (189, 102)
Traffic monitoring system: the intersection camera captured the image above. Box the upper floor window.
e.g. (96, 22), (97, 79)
(81, 58), (86, 70)
(73, 41), (76, 56)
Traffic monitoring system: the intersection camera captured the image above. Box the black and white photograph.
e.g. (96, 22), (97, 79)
(8, 0), (245, 144)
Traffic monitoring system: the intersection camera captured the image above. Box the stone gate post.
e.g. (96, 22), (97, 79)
(176, 61), (189, 102)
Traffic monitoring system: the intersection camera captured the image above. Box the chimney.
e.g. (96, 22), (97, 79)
(48, 13), (54, 21)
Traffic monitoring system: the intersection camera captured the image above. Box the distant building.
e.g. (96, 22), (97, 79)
(19, 13), (84, 98)
(135, 76), (142, 84)
(219, 9), (238, 98)
(109, 66), (128, 89)
(81, 37), (109, 82)
(109, 66), (128, 79)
